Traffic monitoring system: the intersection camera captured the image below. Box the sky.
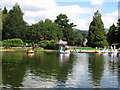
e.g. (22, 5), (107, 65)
(0, 0), (119, 31)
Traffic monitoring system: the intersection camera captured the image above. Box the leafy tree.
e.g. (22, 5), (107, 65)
(21, 19), (63, 49)
(55, 14), (69, 28)
(23, 25), (40, 49)
(75, 34), (84, 45)
(2, 7), (8, 14)
(2, 3), (26, 40)
(87, 10), (108, 47)
(54, 14), (78, 45)
(41, 19), (63, 40)
(107, 24), (117, 45)
(32, 19), (63, 41)
(55, 14), (76, 28)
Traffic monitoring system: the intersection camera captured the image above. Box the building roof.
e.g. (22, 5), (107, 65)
(56, 39), (67, 45)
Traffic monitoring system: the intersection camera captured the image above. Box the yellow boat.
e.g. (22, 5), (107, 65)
(94, 49), (101, 53)
(26, 49), (35, 53)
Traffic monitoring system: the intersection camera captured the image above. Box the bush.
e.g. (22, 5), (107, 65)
(2, 38), (24, 47)
(26, 43), (32, 47)
(37, 40), (57, 49)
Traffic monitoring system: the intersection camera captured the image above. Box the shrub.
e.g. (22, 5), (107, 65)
(2, 38), (24, 47)
(37, 40), (57, 49)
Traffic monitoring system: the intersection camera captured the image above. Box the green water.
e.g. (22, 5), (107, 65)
(1, 52), (120, 88)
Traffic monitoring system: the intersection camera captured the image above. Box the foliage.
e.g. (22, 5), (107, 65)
(2, 38), (24, 47)
(111, 43), (120, 46)
(23, 25), (40, 42)
(37, 40), (57, 49)
(54, 14), (79, 45)
(32, 19), (63, 41)
(107, 24), (117, 45)
(2, 3), (26, 40)
(87, 10), (108, 47)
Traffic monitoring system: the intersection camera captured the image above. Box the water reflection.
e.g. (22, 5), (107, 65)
(2, 52), (27, 88)
(59, 54), (70, 64)
(27, 53), (35, 57)
(117, 56), (120, 88)
(88, 53), (104, 87)
(2, 52), (120, 88)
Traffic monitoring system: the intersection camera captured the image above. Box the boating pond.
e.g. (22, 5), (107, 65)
(1, 51), (120, 88)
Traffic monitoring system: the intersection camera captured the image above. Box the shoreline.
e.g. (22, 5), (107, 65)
(0, 49), (58, 52)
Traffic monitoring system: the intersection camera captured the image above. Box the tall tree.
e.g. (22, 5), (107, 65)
(2, 3), (26, 40)
(55, 14), (69, 28)
(87, 10), (108, 47)
(107, 24), (117, 45)
(54, 14), (77, 45)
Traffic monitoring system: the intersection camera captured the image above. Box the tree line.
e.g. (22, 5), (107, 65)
(2, 3), (83, 49)
(87, 10), (120, 47)
(1, 3), (120, 48)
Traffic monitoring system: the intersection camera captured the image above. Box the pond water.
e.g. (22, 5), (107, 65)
(1, 51), (120, 88)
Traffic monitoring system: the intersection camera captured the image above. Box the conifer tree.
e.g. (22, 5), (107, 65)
(2, 3), (26, 40)
(107, 24), (117, 45)
(87, 10), (108, 47)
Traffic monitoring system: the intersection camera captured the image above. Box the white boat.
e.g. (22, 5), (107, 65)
(102, 49), (110, 53)
(59, 49), (71, 54)
(110, 49), (119, 53)
(110, 46), (119, 53)
(59, 46), (71, 54)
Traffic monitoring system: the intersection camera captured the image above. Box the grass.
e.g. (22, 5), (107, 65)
(0, 46), (99, 52)
(69, 47), (95, 50)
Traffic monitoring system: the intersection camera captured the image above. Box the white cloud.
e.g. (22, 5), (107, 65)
(90, 0), (104, 5)
(23, 4), (94, 26)
(73, 18), (92, 30)
(1, 0), (118, 30)
(1, 0), (57, 11)
(102, 11), (118, 29)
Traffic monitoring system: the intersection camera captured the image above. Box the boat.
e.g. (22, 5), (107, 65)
(110, 49), (119, 53)
(102, 49), (110, 53)
(94, 49), (102, 53)
(59, 46), (71, 54)
(26, 49), (35, 53)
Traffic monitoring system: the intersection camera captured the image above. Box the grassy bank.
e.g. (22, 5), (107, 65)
(0, 47), (58, 52)
(0, 47), (103, 52)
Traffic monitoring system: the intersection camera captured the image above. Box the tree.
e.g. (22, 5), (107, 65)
(23, 19), (63, 49)
(107, 24), (117, 45)
(2, 7), (8, 14)
(23, 25), (40, 49)
(87, 10), (108, 47)
(41, 19), (63, 40)
(55, 14), (69, 28)
(54, 14), (77, 45)
(32, 19), (63, 41)
(2, 3), (26, 40)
